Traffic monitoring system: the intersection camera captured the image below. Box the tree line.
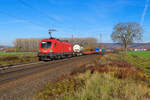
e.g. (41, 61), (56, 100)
(13, 38), (42, 52)
(13, 38), (98, 52)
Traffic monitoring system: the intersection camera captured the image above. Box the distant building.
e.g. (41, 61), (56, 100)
(0, 48), (4, 51)
(134, 48), (147, 51)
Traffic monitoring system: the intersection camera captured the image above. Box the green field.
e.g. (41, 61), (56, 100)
(120, 51), (150, 73)
(127, 51), (150, 59)
(0, 52), (38, 66)
(0, 52), (36, 55)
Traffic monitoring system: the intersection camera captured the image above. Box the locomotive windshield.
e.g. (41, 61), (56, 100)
(41, 42), (51, 48)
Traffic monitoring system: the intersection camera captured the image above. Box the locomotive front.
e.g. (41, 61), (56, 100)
(38, 39), (54, 61)
(38, 38), (73, 61)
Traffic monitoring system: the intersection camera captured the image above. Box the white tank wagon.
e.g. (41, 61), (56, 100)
(73, 44), (84, 55)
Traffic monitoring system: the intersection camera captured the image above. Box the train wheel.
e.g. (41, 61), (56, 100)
(57, 56), (61, 60)
(69, 55), (72, 58)
(38, 57), (42, 61)
(61, 55), (65, 59)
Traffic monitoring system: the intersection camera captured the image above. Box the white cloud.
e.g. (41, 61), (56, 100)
(141, 0), (149, 26)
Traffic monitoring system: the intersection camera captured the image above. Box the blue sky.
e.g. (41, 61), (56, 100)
(0, 0), (150, 46)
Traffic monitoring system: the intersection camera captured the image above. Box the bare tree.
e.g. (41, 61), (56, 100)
(111, 22), (143, 52)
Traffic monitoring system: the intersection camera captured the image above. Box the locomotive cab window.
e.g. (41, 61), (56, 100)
(41, 42), (51, 48)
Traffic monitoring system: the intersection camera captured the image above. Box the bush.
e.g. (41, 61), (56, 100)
(62, 73), (149, 100)
(34, 74), (86, 100)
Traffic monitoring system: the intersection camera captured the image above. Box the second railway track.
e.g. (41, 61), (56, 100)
(0, 54), (97, 100)
(0, 55), (92, 84)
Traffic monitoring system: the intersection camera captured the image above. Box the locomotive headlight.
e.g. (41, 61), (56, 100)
(49, 49), (53, 52)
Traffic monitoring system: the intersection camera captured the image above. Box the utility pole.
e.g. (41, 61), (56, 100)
(100, 33), (102, 43)
(48, 29), (56, 38)
(72, 34), (74, 44)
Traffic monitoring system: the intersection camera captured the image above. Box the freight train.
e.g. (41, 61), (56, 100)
(38, 38), (102, 61)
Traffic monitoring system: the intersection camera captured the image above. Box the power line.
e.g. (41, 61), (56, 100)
(17, 0), (63, 26)
(0, 10), (48, 29)
(18, 0), (75, 31)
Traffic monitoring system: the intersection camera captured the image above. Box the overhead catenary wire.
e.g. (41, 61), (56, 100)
(17, 0), (75, 32)
(18, 0), (64, 26)
(0, 10), (48, 29)
(0, 0), (76, 38)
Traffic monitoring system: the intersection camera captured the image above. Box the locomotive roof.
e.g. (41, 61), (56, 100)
(42, 38), (69, 43)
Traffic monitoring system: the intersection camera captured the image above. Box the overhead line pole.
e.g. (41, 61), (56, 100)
(100, 33), (102, 43)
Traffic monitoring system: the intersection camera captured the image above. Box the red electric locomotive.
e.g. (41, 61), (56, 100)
(38, 38), (73, 61)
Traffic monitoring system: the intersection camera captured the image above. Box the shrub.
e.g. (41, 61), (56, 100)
(56, 73), (149, 100)
(34, 74), (87, 100)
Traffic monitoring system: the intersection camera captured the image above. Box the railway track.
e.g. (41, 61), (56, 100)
(0, 55), (92, 84)
(0, 62), (42, 70)
(0, 54), (97, 100)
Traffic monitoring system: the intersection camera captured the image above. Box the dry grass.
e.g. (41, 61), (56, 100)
(33, 53), (150, 100)
(0, 55), (38, 66)
(61, 72), (149, 100)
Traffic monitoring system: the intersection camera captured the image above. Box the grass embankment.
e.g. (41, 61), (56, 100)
(127, 51), (150, 59)
(34, 53), (150, 100)
(0, 52), (38, 66)
(121, 51), (150, 73)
